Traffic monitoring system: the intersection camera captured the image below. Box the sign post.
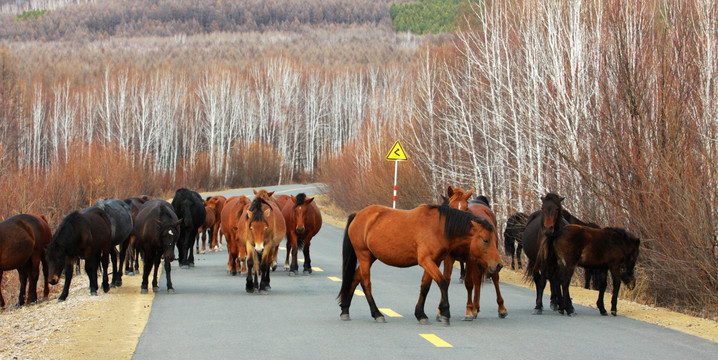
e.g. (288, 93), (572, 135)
(385, 140), (408, 208)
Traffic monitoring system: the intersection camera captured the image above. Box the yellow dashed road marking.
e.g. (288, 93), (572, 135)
(355, 290), (365, 296)
(312, 267), (323, 272)
(328, 276), (341, 282)
(420, 334), (452, 348)
(379, 308), (403, 317)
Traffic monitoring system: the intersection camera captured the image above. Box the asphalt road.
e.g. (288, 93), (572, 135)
(133, 184), (718, 360)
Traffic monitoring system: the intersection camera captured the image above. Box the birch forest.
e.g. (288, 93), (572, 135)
(0, 0), (716, 317)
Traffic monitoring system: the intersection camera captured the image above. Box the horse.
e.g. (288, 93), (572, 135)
(337, 203), (502, 325)
(220, 195), (251, 275)
(280, 193), (323, 276)
(0, 214), (52, 307)
(253, 189), (282, 271)
(239, 196), (286, 293)
(561, 210), (602, 290)
(546, 225), (640, 316)
(205, 195), (226, 251)
(123, 195), (152, 275)
(172, 188), (206, 268)
(46, 207), (113, 301)
(133, 199), (182, 293)
(196, 203), (216, 254)
(521, 193), (567, 315)
(444, 186), (507, 320)
(94, 199), (134, 287)
(504, 212), (528, 270)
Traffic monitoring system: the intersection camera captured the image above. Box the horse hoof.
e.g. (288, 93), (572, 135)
(499, 311), (508, 319)
(567, 312), (576, 317)
(439, 316), (450, 325)
(180, 265), (189, 269)
(558, 309), (564, 315)
(375, 316), (386, 323)
(90, 291), (98, 296)
(532, 308), (543, 315)
(189, 263), (195, 268)
(141, 289), (148, 294)
(419, 318), (429, 325)
(167, 288), (175, 294)
(302, 270), (310, 276)
(462, 316), (474, 321)
(550, 303), (558, 311)
(611, 311), (617, 316)
(57, 298), (65, 303)
(600, 311), (608, 316)
(288, 271), (297, 277)
(340, 314), (351, 321)
(153, 287), (160, 292)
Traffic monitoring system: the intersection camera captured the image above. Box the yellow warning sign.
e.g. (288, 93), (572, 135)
(385, 141), (408, 161)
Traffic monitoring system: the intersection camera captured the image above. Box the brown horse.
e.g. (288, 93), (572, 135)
(253, 189), (283, 271)
(46, 207), (113, 301)
(196, 203), (216, 254)
(0, 214), (52, 308)
(206, 195), (226, 251)
(546, 224), (640, 316)
(280, 193), (323, 276)
(444, 186), (507, 320)
(220, 195), (250, 275)
(238, 195), (286, 293)
(337, 203), (502, 325)
(134, 199), (182, 293)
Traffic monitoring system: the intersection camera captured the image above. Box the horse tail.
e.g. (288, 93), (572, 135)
(504, 230), (515, 257)
(337, 213), (357, 305)
(535, 234), (557, 274)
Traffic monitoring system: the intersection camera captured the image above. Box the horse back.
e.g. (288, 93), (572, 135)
(0, 214), (49, 269)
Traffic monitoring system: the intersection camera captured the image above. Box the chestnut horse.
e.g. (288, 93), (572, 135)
(545, 225), (640, 316)
(206, 195), (226, 251)
(280, 193), (323, 276)
(0, 214), (52, 307)
(337, 203), (502, 325)
(220, 195), (250, 275)
(46, 207), (113, 301)
(444, 186), (507, 320)
(522, 193), (567, 314)
(196, 203), (216, 254)
(239, 196), (286, 293)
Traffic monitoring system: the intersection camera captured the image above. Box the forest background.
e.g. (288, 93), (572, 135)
(0, 0), (716, 320)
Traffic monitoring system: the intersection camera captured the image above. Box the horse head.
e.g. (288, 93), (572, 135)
(47, 211), (83, 285)
(293, 193), (314, 235)
(615, 229), (641, 290)
(157, 212), (182, 262)
(246, 197), (271, 255)
(540, 193), (565, 237)
(446, 186), (473, 211)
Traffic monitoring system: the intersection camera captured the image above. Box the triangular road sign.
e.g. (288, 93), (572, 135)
(385, 141), (408, 161)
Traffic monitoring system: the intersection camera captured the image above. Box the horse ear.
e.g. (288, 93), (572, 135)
(559, 196), (565, 203)
(540, 196), (546, 202)
(253, 189), (258, 195)
(268, 191), (275, 198)
(465, 188), (474, 199)
(291, 195), (296, 202)
(447, 186), (455, 196)
(306, 197), (314, 204)
(247, 210), (253, 219)
(174, 219), (182, 227)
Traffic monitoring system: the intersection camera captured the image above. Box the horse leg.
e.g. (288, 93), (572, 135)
(596, 269), (609, 315)
(302, 239), (312, 275)
(517, 243), (523, 270)
(164, 257), (174, 293)
(560, 266), (576, 316)
(227, 238), (238, 275)
(357, 259), (384, 322)
(58, 263), (74, 301)
(188, 234), (195, 267)
(151, 255), (161, 292)
(101, 250), (111, 293)
(245, 255), (256, 293)
(491, 271), (508, 318)
(85, 257), (100, 296)
(415, 271), (432, 324)
(140, 251), (153, 294)
(110, 246), (120, 288)
(610, 268), (621, 316)
(419, 259), (450, 325)
(532, 270), (545, 315)
(259, 262), (271, 292)
(459, 261), (466, 282)
(116, 238), (129, 284)
(288, 235), (299, 275)
(41, 255), (49, 299)
(463, 263), (477, 320)
(17, 265), (28, 306)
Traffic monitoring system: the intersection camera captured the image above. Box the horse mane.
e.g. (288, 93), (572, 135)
(51, 211), (83, 255)
(563, 210), (600, 229)
(295, 193), (307, 207)
(604, 227), (639, 245)
(469, 195), (490, 208)
(430, 203), (494, 239)
(249, 197), (268, 222)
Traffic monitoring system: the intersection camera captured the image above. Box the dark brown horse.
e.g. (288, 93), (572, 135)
(239, 195), (286, 293)
(562, 210), (602, 290)
(220, 195), (250, 275)
(443, 186), (507, 320)
(0, 214), (52, 307)
(337, 203), (502, 325)
(123, 195), (152, 275)
(280, 193), (323, 276)
(504, 212), (528, 270)
(133, 199), (182, 293)
(46, 207), (113, 301)
(546, 225), (640, 316)
(522, 193), (566, 314)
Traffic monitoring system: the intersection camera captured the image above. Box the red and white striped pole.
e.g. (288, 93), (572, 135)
(392, 159), (398, 208)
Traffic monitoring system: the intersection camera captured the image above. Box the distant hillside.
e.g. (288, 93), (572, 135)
(0, 0), (406, 41)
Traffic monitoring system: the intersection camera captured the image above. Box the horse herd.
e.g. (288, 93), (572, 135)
(1, 186), (640, 326)
(0, 188), (323, 307)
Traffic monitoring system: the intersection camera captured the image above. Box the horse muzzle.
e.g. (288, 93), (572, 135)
(489, 263), (503, 275)
(625, 277), (636, 290)
(49, 275), (59, 285)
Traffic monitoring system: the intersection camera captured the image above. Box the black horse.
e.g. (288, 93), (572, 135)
(172, 188), (206, 268)
(123, 195), (152, 275)
(522, 193), (567, 315)
(503, 212), (528, 270)
(46, 207), (113, 301)
(94, 199), (133, 287)
(134, 200), (182, 293)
